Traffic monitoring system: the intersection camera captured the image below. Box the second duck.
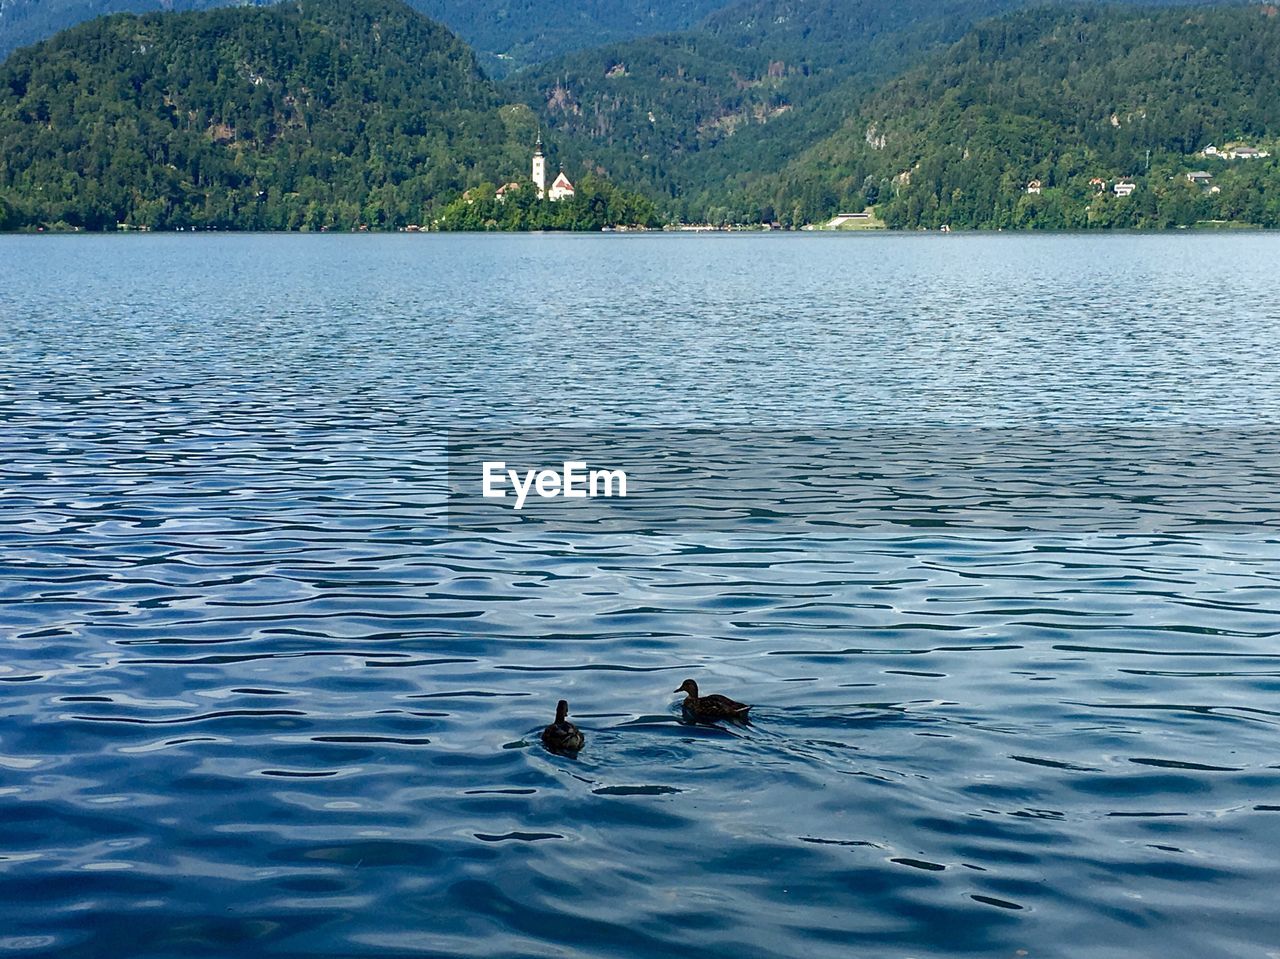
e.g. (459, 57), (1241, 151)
(674, 679), (752, 721)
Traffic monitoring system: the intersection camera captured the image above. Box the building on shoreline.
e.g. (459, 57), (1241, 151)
(494, 138), (576, 203)
(529, 136), (574, 201)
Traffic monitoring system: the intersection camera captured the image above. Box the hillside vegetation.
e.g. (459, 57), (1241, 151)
(764, 4), (1280, 228)
(510, 0), (1036, 214)
(0, 0), (539, 229)
(410, 0), (734, 75)
(4, 0), (1279, 230)
(0, 0), (738, 70)
(513, 0), (1259, 220)
(0, 0), (272, 62)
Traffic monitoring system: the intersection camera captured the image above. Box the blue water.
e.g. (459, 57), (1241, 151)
(2, 233), (1280, 958)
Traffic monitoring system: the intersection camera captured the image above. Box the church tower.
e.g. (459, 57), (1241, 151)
(532, 135), (547, 199)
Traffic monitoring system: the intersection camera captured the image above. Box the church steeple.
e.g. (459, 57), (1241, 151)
(532, 134), (547, 199)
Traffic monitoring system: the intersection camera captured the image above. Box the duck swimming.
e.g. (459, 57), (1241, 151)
(541, 699), (585, 754)
(674, 679), (751, 721)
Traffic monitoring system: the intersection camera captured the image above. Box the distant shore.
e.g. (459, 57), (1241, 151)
(2, 223), (1272, 236)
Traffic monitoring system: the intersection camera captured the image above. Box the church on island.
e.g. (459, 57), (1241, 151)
(497, 137), (575, 202)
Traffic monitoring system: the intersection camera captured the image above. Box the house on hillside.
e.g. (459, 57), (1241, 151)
(1026, 179), (1042, 195)
(1113, 181), (1137, 197)
(495, 182), (522, 202)
(1186, 171), (1214, 186)
(1089, 177), (1107, 194)
(1200, 143), (1270, 160)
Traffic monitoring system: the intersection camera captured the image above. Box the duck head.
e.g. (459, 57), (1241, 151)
(554, 699), (570, 723)
(674, 679), (699, 697)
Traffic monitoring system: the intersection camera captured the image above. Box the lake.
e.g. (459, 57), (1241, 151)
(2, 233), (1279, 958)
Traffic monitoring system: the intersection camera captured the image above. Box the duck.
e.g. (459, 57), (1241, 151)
(674, 679), (751, 721)
(540, 699), (585, 754)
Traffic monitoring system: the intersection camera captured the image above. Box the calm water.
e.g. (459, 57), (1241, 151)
(2, 233), (1280, 958)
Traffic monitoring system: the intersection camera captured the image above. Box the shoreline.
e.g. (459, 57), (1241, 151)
(1, 225), (1273, 237)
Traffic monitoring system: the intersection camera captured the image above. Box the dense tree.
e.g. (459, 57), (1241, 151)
(762, 5), (1280, 229)
(512, 0), (1249, 217)
(0, 0), (735, 71)
(0, 0), (591, 230)
(410, 0), (732, 76)
(0, 0), (268, 63)
(5, 0), (1280, 231)
(434, 176), (658, 231)
(0, 193), (20, 231)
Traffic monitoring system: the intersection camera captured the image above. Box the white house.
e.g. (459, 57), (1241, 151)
(1026, 179), (1043, 195)
(1113, 181), (1137, 197)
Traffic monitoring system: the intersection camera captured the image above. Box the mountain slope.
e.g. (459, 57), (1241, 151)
(0, 0), (739, 69)
(0, 0), (539, 229)
(767, 4), (1280, 228)
(514, 0), (1255, 220)
(510, 0), (1035, 213)
(409, 0), (735, 75)
(0, 0), (269, 62)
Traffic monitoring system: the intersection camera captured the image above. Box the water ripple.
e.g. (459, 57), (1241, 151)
(2, 234), (1280, 958)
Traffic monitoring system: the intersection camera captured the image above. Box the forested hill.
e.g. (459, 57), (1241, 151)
(511, 0), (1248, 220)
(0, 0), (270, 63)
(512, 0), (1032, 198)
(762, 4), (1280, 228)
(0, 0), (738, 70)
(409, 0), (734, 75)
(5, 0), (1279, 232)
(0, 0), (544, 230)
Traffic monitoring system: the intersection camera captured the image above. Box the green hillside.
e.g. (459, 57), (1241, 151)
(511, 0), (1249, 221)
(765, 4), (1280, 228)
(4, 0), (1277, 231)
(0, 0), (537, 230)
(0, 0), (269, 63)
(510, 0), (1034, 214)
(0, 0), (737, 71)
(410, 0), (735, 75)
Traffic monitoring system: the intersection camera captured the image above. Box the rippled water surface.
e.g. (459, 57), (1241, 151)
(2, 233), (1280, 958)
